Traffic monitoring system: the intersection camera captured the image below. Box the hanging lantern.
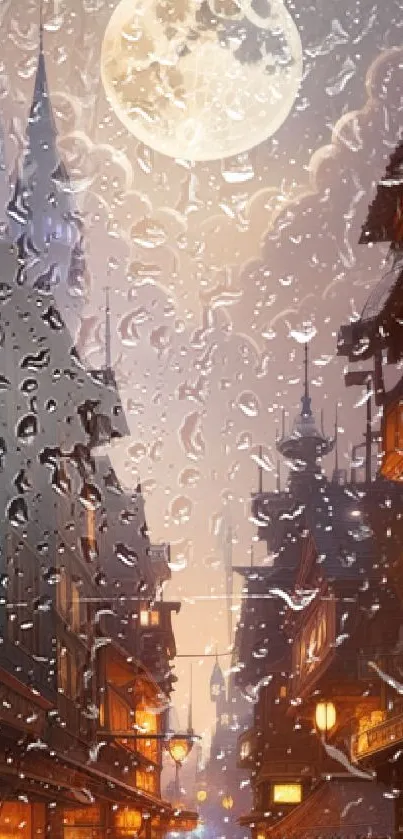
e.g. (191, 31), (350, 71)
(167, 735), (191, 765)
(315, 700), (336, 733)
(221, 794), (234, 810)
(197, 789), (207, 803)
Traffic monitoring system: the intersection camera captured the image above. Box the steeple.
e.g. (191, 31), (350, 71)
(29, 1), (57, 138)
(276, 343), (334, 473)
(7, 4), (76, 259)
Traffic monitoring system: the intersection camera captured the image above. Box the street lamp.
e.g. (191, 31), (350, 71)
(166, 733), (194, 802)
(221, 794), (234, 811)
(315, 700), (336, 735)
(196, 788), (207, 803)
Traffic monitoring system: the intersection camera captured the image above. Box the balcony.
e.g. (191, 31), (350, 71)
(352, 709), (403, 761)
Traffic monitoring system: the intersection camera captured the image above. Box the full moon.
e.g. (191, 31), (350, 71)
(101, 0), (303, 162)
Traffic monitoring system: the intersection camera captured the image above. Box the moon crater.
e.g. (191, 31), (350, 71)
(101, 0), (303, 161)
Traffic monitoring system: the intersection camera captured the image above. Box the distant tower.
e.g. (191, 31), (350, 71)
(210, 652), (226, 712)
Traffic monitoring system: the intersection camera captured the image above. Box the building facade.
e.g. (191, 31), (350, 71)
(0, 19), (197, 839)
(234, 351), (398, 839)
(337, 136), (403, 838)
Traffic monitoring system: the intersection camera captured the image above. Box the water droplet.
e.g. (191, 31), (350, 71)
(238, 391), (260, 418)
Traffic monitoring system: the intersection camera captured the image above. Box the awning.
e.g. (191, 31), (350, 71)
(260, 780), (394, 839)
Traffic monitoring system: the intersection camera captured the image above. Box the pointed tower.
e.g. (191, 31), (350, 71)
(8, 11), (75, 248)
(210, 652), (226, 707)
(7, 6), (83, 331)
(276, 344), (334, 481)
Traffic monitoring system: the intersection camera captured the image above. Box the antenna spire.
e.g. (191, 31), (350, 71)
(276, 459), (281, 493)
(334, 404), (339, 476)
(258, 445), (263, 494)
(301, 343), (312, 416)
(39, 0), (44, 54)
(104, 287), (111, 370)
(187, 664), (193, 734)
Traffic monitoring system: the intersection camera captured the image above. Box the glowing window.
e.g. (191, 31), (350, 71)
(273, 784), (302, 804)
(136, 769), (156, 794)
(140, 611), (149, 627)
(150, 610), (160, 626)
(240, 740), (251, 760)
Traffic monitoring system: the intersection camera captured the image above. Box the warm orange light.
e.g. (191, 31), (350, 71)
(221, 795), (234, 810)
(197, 789), (207, 803)
(115, 808), (142, 834)
(167, 736), (191, 765)
(273, 784), (302, 804)
(315, 701), (336, 733)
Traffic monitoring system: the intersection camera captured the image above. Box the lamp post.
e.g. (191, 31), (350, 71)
(166, 733), (194, 802)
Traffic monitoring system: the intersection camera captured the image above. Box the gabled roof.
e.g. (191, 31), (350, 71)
(360, 137), (403, 245)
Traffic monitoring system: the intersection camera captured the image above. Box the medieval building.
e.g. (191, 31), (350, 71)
(234, 348), (398, 839)
(0, 15), (197, 839)
(338, 135), (403, 838)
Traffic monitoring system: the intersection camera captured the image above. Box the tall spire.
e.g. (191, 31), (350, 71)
(334, 404), (339, 475)
(258, 445), (263, 494)
(39, 0), (44, 55)
(301, 343), (312, 417)
(276, 459), (281, 493)
(29, 0), (57, 137)
(105, 287), (112, 371)
(8, 0), (75, 258)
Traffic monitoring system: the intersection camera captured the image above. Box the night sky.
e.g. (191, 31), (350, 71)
(1, 0), (402, 754)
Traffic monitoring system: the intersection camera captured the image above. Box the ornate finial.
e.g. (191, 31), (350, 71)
(104, 286), (111, 370)
(301, 343), (312, 417)
(187, 664), (193, 734)
(258, 445), (263, 494)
